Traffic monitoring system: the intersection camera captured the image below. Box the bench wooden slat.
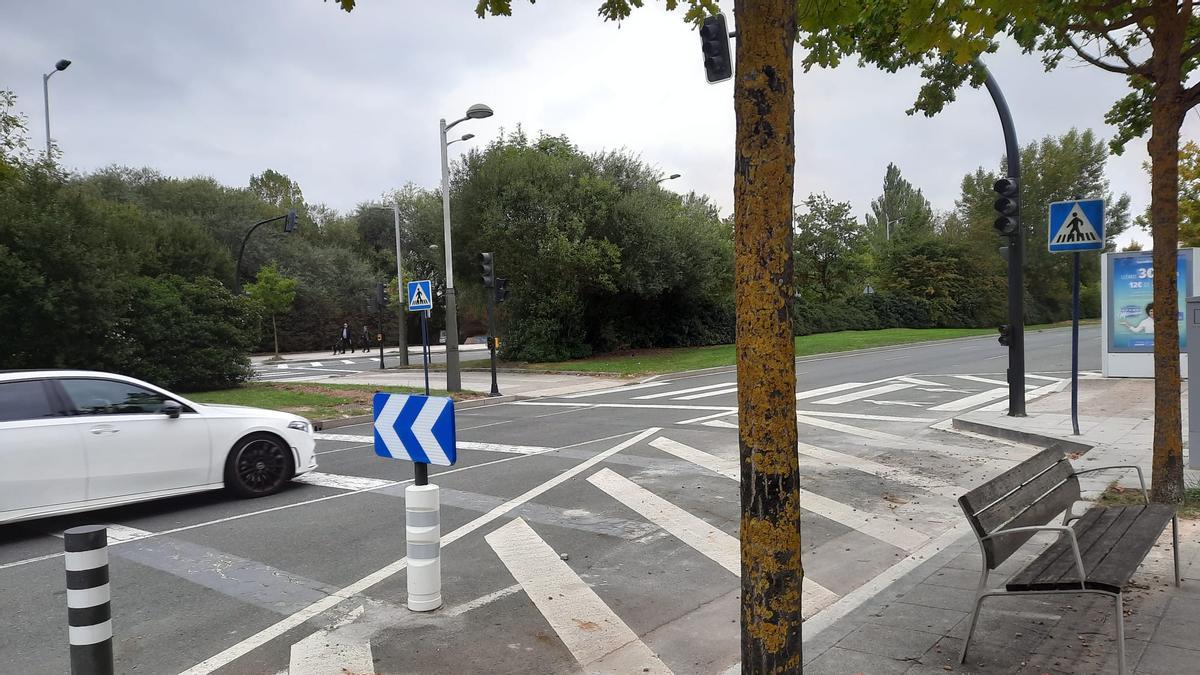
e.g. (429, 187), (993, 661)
(959, 447), (1064, 517)
(984, 476), (1080, 567)
(1006, 506), (1125, 591)
(1029, 506), (1122, 588)
(1086, 504), (1175, 593)
(974, 460), (1078, 534)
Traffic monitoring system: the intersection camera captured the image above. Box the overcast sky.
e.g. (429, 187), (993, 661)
(5, 2), (1196, 249)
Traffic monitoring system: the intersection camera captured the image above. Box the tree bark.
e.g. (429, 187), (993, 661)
(733, 1), (802, 672)
(1148, 0), (1186, 503)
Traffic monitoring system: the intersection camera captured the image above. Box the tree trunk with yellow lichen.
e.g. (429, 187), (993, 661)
(732, 1), (802, 672)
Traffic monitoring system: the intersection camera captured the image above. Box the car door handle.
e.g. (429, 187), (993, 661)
(89, 426), (120, 435)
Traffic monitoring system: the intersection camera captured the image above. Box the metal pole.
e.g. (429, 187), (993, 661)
(487, 283), (500, 397)
(980, 60), (1026, 417)
(43, 73), (52, 158)
(234, 214), (285, 294)
(64, 525), (114, 675)
(1071, 251), (1081, 435)
(439, 119), (461, 392)
(392, 207), (409, 366)
(378, 311), (385, 371)
(421, 310), (431, 397)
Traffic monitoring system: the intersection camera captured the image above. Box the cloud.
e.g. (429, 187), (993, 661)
(1, 1), (1179, 249)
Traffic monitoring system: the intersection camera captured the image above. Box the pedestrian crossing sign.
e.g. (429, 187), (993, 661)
(1048, 198), (1105, 253)
(407, 280), (432, 312)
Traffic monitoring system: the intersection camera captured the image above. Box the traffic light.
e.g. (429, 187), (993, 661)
(480, 252), (495, 288)
(998, 324), (1011, 347)
(284, 209), (298, 233)
(375, 282), (387, 311)
(993, 177), (1019, 236)
(700, 14), (732, 83)
(494, 277), (509, 304)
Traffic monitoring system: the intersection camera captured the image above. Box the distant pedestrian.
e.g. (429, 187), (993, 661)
(338, 322), (351, 354)
(361, 325), (371, 351)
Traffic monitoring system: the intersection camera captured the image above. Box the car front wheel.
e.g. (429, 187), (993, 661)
(225, 432), (294, 498)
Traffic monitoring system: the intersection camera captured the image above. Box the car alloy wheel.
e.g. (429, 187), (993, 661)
(229, 434), (291, 496)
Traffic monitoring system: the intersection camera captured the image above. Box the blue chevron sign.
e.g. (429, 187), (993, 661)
(372, 393), (456, 466)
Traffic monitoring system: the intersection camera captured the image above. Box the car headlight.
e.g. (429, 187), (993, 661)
(288, 420), (311, 433)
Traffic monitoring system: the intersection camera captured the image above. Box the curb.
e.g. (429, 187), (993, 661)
(951, 416), (1093, 455)
(312, 393), (524, 431)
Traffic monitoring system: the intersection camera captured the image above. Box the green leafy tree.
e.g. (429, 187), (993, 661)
(245, 262), (299, 358)
(863, 163), (934, 249)
(793, 193), (868, 300)
(800, 0), (1200, 504)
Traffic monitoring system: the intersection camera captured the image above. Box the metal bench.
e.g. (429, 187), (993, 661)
(957, 447), (1181, 674)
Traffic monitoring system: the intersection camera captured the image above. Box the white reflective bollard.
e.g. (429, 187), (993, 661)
(405, 483), (442, 611)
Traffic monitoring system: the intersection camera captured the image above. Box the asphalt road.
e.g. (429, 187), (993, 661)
(252, 347), (492, 384)
(0, 326), (1098, 674)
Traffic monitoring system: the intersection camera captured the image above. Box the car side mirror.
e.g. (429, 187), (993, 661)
(162, 400), (183, 419)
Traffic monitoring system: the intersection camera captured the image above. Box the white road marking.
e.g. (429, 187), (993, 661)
(648, 437), (927, 551)
(918, 387), (969, 393)
(674, 386), (738, 400)
(288, 605), (373, 675)
(951, 374), (1007, 386)
(814, 382), (915, 405)
(794, 381), (869, 401)
(895, 376), (942, 386)
(587, 469), (837, 619)
(47, 524), (154, 545)
(276, 364), (289, 369)
(675, 410), (738, 425)
(557, 382), (671, 399)
(795, 410), (935, 423)
(633, 382), (733, 400)
(928, 387), (1009, 412)
(310, 362), (324, 367)
(795, 414), (906, 442)
(485, 518), (673, 674)
(861, 399), (933, 408)
(442, 584), (523, 617)
(179, 428), (660, 675)
(514, 401), (736, 413)
(977, 381), (1065, 412)
(340, 359), (356, 365)
(314, 433), (554, 455)
(293, 472), (395, 492)
(1025, 374), (1063, 382)
(702, 419), (738, 429)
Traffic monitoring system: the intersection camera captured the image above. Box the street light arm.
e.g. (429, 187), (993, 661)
(235, 214), (288, 293)
(443, 115), (471, 133)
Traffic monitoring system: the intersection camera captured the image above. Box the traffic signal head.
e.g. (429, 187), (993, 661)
(494, 277), (509, 304)
(284, 209), (298, 233)
(699, 14), (732, 83)
(992, 177), (1019, 236)
(374, 282), (387, 310)
(480, 252), (495, 288)
(998, 324), (1011, 347)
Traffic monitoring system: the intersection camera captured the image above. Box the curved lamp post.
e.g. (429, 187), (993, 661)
(43, 59), (71, 157)
(439, 103), (493, 392)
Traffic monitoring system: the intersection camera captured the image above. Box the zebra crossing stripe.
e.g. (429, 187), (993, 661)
(813, 382), (915, 405)
(674, 386), (738, 400)
(485, 518), (672, 673)
(795, 414), (906, 442)
(927, 387), (1009, 412)
(587, 468), (838, 619)
(633, 382), (733, 400)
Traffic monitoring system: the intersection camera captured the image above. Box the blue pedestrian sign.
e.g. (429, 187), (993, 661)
(373, 393), (456, 466)
(1049, 199), (1105, 253)
(407, 280), (433, 312)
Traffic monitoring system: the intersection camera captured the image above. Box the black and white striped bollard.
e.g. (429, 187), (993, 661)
(64, 525), (114, 675)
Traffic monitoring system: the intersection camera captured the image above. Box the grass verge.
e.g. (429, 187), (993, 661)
(187, 382), (476, 421)
(518, 322), (1084, 377)
(1097, 480), (1200, 519)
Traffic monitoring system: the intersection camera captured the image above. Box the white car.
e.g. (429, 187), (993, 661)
(0, 370), (318, 525)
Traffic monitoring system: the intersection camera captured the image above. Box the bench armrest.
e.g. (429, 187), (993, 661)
(1073, 465), (1149, 504)
(982, 525), (1087, 587)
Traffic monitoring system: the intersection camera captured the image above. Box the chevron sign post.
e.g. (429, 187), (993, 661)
(373, 392), (456, 612)
(372, 393), (457, 466)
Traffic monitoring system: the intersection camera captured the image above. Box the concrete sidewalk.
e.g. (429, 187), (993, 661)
(804, 377), (1200, 674)
(250, 343), (489, 365)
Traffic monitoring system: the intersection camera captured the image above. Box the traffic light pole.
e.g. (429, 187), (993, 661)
(487, 285), (500, 397)
(981, 61), (1026, 417)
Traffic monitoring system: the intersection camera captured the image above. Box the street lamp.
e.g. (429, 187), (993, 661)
(369, 204), (409, 366)
(439, 102), (493, 392)
(42, 59), (71, 157)
(235, 209), (298, 293)
(654, 173), (682, 184)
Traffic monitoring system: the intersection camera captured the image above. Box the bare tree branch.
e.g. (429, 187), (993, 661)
(1184, 81), (1200, 109)
(1064, 34), (1142, 76)
(1099, 31), (1147, 73)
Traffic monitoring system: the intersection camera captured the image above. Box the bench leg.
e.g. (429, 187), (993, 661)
(1173, 514), (1181, 587)
(959, 569), (990, 664)
(1114, 593), (1126, 675)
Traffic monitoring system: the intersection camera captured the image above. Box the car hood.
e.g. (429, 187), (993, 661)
(198, 403), (305, 422)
